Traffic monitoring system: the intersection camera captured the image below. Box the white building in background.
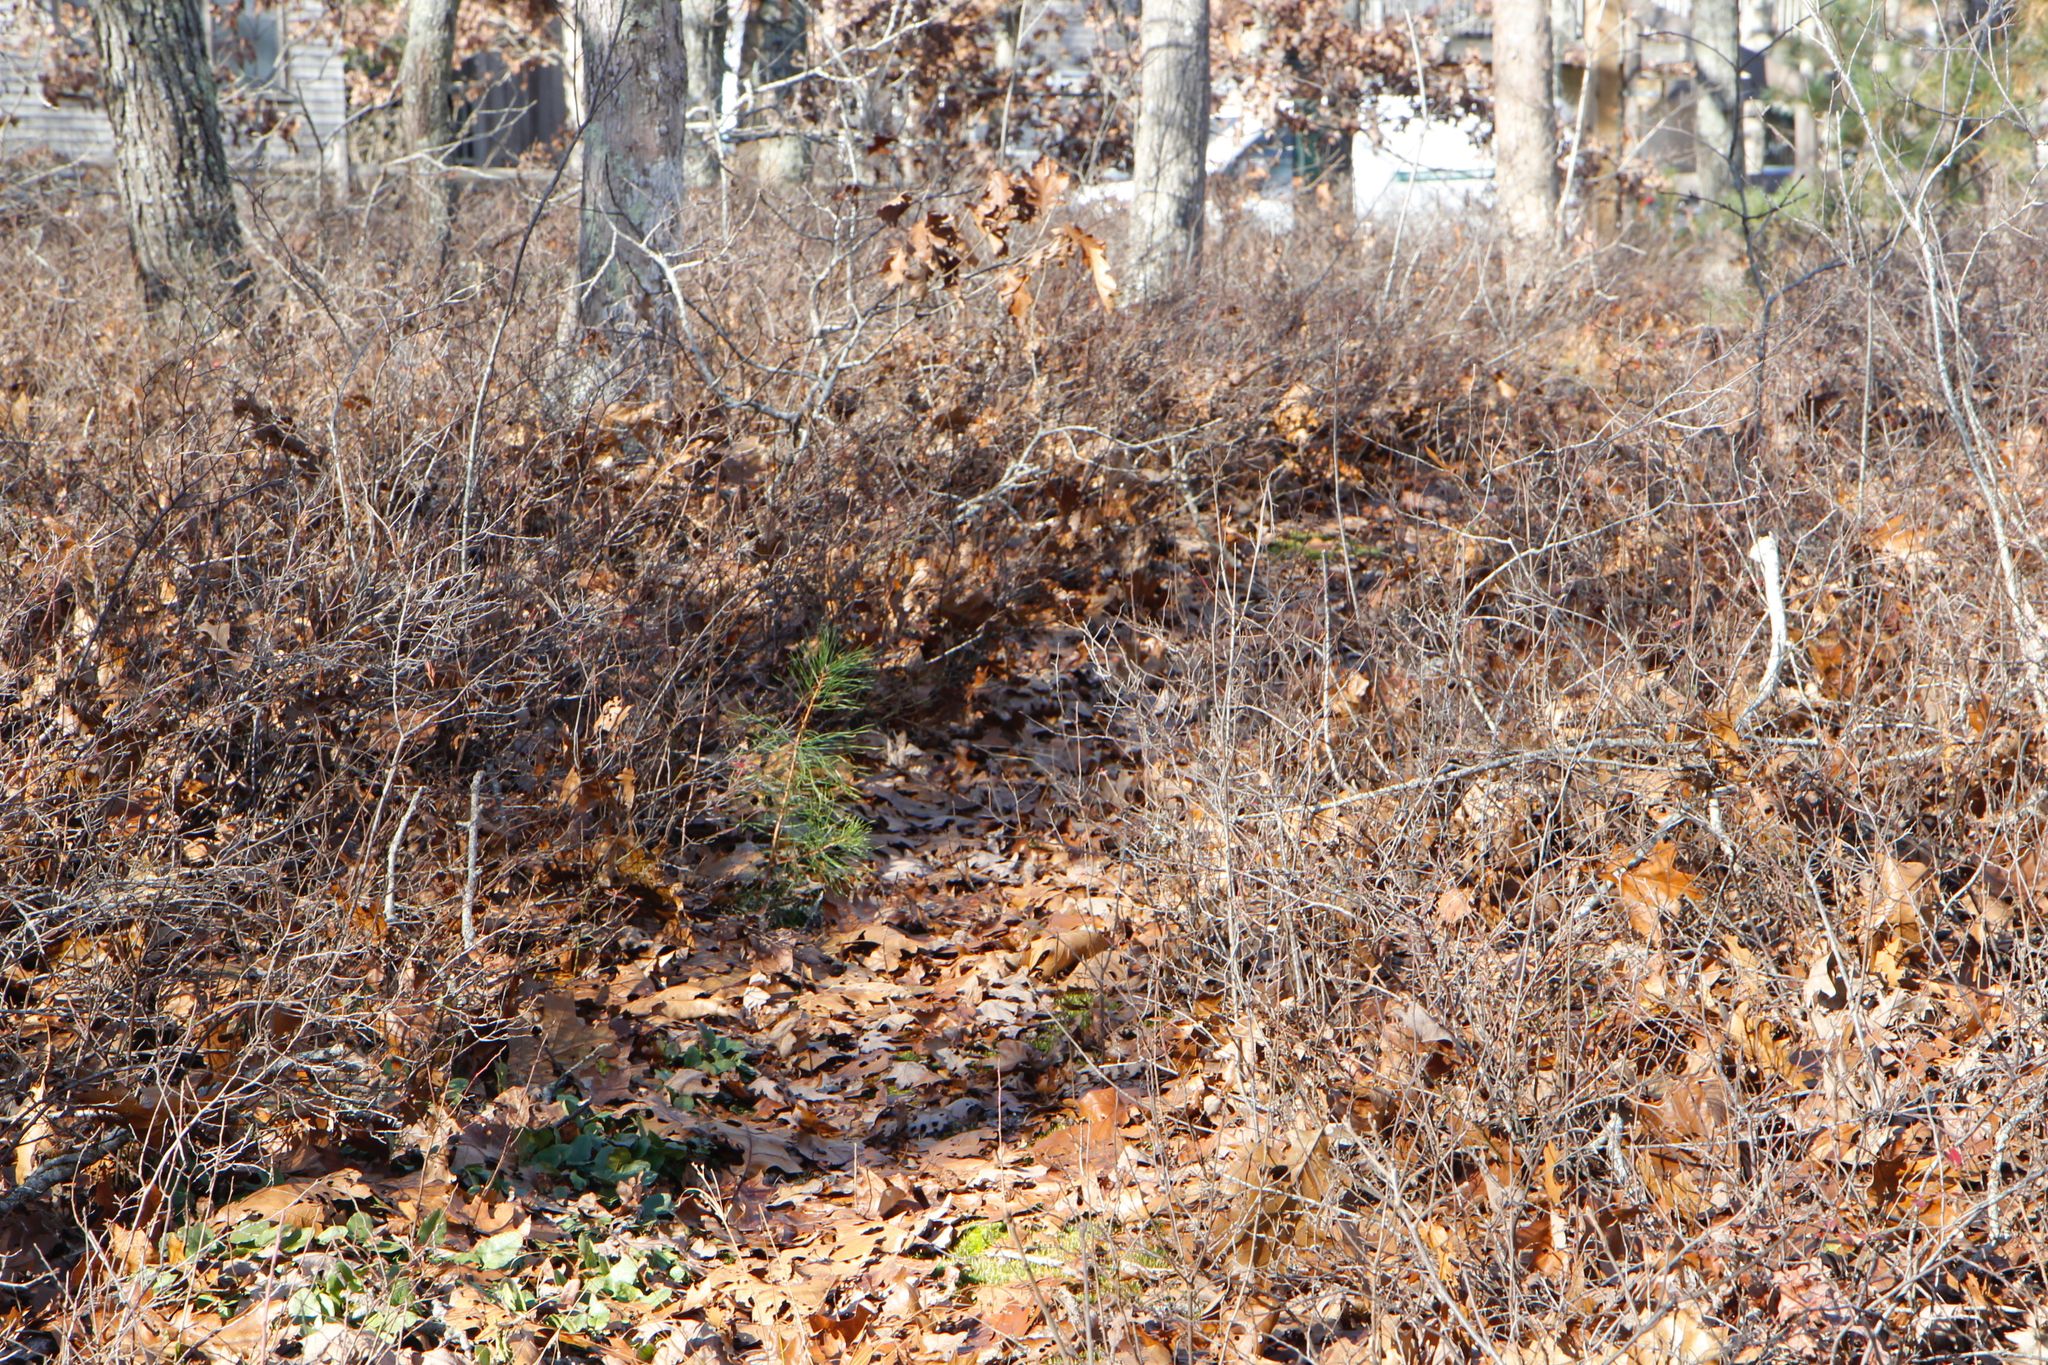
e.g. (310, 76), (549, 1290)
(1343, 0), (1494, 218)
(0, 0), (350, 184)
(1351, 95), (1494, 218)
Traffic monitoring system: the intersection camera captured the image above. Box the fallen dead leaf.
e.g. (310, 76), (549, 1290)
(213, 1178), (333, 1229)
(1614, 841), (1695, 945)
(855, 1167), (923, 1219)
(975, 1281), (1046, 1340)
(1023, 926), (1109, 979)
(1862, 854), (1932, 952)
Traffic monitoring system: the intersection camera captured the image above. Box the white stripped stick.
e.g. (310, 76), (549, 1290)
(1741, 534), (1788, 730)
(461, 770), (484, 951)
(384, 788), (423, 932)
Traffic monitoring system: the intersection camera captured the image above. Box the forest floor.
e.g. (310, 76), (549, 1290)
(15, 635), (1193, 1365)
(7, 173), (2048, 1365)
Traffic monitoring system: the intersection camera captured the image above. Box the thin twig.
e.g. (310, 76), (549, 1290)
(384, 789), (423, 933)
(1238, 737), (1678, 822)
(459, 87), (592, 569)
(630, 233), (805, 425)
(461, 770), (485, 951)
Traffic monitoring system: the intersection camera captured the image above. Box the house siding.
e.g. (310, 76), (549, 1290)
(1, 51), (118, 161)
(0, 3), (347, 168)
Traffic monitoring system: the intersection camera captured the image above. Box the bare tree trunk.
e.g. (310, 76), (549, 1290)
(562, 7), (587, 127)
(1691, 0), (1741, 207)
(1491, 0), (1556, 244)
(721, 0), (752, 165)
(1587, 0), (1623, 234)
(680, 0), (722, 187)
(87, 0), (250, 325)
(1792, 100), (1815, 179)
(399, 0), (460, 264)
(1738, 0), (1768, 184)
(557, 0), (693, 411)
(1126, 0), (1207, 300)
(745, 0), (806, 184)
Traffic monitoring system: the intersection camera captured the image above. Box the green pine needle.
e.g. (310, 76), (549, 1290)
(732, 630), (876, 890)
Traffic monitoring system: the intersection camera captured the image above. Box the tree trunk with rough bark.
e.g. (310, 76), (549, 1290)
(1691, 0), (1741, 207)
(680, 0), (722, 187)
(557, 0), (693, 410)
(87, 0), (250, 325)
(1491, 0), (1556, 245)
(399, 0), (460, 263)
(1126, 0), (1207, 300)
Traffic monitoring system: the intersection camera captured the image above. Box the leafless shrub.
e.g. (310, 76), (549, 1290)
(1087, 213), (2048, 1358)
(8, 134), (2048, 1357)
(0, 167), (1482, 1320)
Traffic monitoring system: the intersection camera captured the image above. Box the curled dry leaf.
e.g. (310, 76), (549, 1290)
(213, 1178), (333, 1230)
(831, 920), (928, 971)
(653, 1322), (734, 1365)
(1022, 926), (1109, 979)
(1387, 998), (1454, 1051)
(1055, 225), (1119, 310)
(1126, 1325), (1178, 1365)
(1000, 269), (1036, 337)
(624, 981), (732, 1023)
(882, 212), (973, 292)
(526, 988), (619, 1068)
(1435, 885), (1478, 925)
(95, 1222), (156, 1275)
(1728, 1001), (1818, 1086)
(1025, 154), (1071, 208)
(1493, 1337), (1575, 1365)
(855, 1167), (922, 1220)
(975, 1281), (1045, 1340)
(1220, 1120), (1336, 1270)
(1640, 1073), (1734, 1146)
(1620, 1303), (1726, 1365)
(1035, 1085), (1135, 1174)
(1870, 512), (1939, 566)
(969, 160), (1062, 256)
(1328, 669), (1372, 727)
(1862, 854), (1931, 952)
(300, 1325), (392, 1365)
(1802, 949), (1845, 1008)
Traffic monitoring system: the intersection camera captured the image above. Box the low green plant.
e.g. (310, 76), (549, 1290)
(949, 1218), (1115, 1287)
(731, 630), (875, 892)
(278, 1225), (426, 1340)
(948, 1220), (1025, 1284)
(674, 1026), (753, 1079)
(513, 1104), (733, 1200)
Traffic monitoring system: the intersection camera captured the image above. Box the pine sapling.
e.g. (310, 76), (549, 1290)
(732, 630), (875, 894)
